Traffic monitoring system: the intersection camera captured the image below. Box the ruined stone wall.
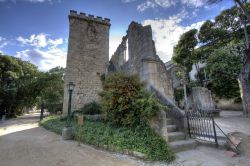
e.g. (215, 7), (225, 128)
(192, 87), (215, 111)
(63, 10), (110, 114)
(109, 22), (174, 101)
(109, 36), (127, 71)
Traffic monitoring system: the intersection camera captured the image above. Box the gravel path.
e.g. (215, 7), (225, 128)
(0, 113), (144, 166)
(215, 111), (250, 135)
(1, 112), (250, 166)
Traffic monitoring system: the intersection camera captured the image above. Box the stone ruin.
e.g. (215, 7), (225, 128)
(108, 22), (174, 102)
(62, 10), (216, 129)
(62, 11), (220, 150)
(63, 11), (174, 114)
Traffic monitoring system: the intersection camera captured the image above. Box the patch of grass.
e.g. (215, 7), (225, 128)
(40, 116), (175, 162)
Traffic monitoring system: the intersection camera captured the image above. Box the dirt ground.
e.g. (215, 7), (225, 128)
(0, 112), (250, 166)
(0, 113), (143, 166)
(215, 111), (250, 135)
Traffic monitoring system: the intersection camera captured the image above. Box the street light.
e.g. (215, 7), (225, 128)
(62, 81), (75, 140)
(66, 82), (75, 127)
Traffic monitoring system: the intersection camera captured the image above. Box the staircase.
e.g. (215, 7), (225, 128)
(166, 118), (197, 153)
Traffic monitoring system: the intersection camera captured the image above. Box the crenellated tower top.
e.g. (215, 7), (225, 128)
(69, 10), (110, 26)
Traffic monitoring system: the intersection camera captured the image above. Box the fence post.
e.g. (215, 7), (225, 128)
(212, 116), (218, 148)
(186, 112), (191, 138)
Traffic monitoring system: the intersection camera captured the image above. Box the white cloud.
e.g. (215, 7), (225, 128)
(15, 33), (66, 70)
(26, 0), (49, 2)
(121, 0), (137, 3)
(15, 47), (66, 71)
(16, 33), (63, 48)
(143, 13), (204, 62)
(0, 37), (8, 49)
(137, 0), (176, 12)
(109, 35), (123, 59)
(181, 0), (207, 8)
(126, 0), (207, 12)
(137, 1), (157, 12)
(48, 38), (63, 48)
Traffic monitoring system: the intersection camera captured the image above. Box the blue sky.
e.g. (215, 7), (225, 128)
(0, 0), (234, 70)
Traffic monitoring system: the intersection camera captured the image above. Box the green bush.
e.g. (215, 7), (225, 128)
(79, 101), (102, 115)
(40, 116), (175, 162)
(100, 72), (165, 127)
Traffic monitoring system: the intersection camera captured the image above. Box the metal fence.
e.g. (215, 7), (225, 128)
(186, 110), (218, 147)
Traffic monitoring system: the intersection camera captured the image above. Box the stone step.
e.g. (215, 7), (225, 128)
(168, 132), (185, 142)
(167, 125), (177, 132)
(166, 118), (172, 125)
(169, 139), (197, 153)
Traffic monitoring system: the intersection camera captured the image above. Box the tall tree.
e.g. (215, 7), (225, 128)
(0, 54), (40, 117)
(37, 67), (64, 114)
(208, 0), (250, 116)
(206, 45), (242, 99)
(172, 29), (204, 84)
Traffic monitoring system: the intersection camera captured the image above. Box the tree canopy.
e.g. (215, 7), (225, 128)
(172, 3), (250, 101)
(0, 54), (64, 118)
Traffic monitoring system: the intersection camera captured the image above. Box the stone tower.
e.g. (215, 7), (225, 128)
(63, 10), (110, 114)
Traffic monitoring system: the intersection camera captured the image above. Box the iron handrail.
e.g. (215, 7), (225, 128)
(214, 122), (239, 154)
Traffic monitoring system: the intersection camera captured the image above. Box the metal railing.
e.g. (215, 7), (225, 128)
(186, 110), (239, 153)
(186, 110), (218, 147)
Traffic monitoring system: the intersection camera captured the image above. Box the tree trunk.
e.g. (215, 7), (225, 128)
(238, 49), (250, 116)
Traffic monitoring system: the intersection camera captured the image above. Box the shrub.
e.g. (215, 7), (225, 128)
(100, 72), (165, 127)
(40, 116), (175, 162)
(79, 101), (102, 115)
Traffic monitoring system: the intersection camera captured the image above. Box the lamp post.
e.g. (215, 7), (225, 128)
(40, 99), (45, 121)
(66, 82), (75, 127)
(62, 82), (75, 140)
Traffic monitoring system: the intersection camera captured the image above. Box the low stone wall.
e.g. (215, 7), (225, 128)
(216, 99), (242, 111)
(150, 110), (168, 141)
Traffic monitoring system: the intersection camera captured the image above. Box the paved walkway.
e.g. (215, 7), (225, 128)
(215, 111), (250, 135)
(1, 112), (250, 166)
(0, 113), (142, 166)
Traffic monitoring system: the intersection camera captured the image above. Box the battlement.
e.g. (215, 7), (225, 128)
(69, 10), (110, 26)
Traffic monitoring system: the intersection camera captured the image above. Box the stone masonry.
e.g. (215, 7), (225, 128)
(109, 22), (174, 102)
(63, 10), (110, 114)
(108, 22), (175, 140)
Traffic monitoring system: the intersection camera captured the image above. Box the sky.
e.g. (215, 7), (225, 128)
(0, 0), (234, 71)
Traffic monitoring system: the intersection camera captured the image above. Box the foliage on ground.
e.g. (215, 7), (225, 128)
(40, 116), (65, 134)
(40, 116), (175, 162)
(78, 101), (102, 115)
(100, 72), (166, 127)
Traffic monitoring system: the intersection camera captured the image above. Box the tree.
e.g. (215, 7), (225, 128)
(206, 46), (242, 99)
(208, 0), (250, 116)
(0, 54), (40, 117)
(0, 54), (65, 118)
(173, 29), (198, 73)
(36, 67), (64, 114)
